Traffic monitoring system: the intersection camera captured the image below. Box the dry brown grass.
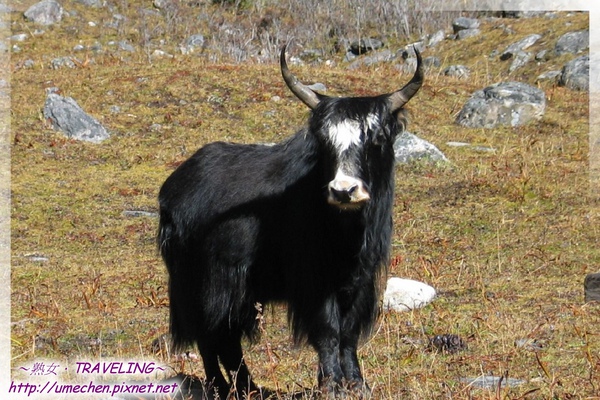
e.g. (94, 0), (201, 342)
(9, 4), (597, 399)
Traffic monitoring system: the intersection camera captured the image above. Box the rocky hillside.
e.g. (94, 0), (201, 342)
(6, 3), (597, 400)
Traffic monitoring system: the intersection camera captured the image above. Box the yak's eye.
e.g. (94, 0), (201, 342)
(371, 128), (386, 146)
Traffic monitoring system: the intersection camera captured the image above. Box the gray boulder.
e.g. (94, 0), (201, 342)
(536, 70), (561, 83)
(348, 49), (395, 70)
(423, 56), (441, 69)
(509, 51), (533, 72)
(24, 0), (63, 25)
(457, 29), (481, 40)
(456, 82), (546, 128)
(394, 131), (448, 164)
(555, 30), (589, 55)
(399, 42), (426, 60)
(559, 55), (589, 91)
(349, 38), (384, 55)
(500, 34), (542, 60)
(452, 17), (480, 34)
(428, 30), (445, 48)
(297, 49), (324, 63)
(43, 93), (110, 143)
(395, 57), (418, 75)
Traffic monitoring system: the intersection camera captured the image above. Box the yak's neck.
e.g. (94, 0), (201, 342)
(273, 128), (321, 189)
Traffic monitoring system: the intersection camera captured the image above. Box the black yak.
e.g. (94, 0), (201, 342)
(158, 44), (423, 398)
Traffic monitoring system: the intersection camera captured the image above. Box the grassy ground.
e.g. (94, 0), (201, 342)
(9, 3), (598, 399)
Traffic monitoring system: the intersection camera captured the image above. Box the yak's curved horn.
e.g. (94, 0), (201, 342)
(387, 47), (424, 113)
(280, 43), (321, 110)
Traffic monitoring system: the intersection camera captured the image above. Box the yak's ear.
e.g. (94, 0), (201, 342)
(395, 108), (408, 134)
(395, 108), (408, 141)
(387, 47), (424, 114)
(280, 43), (322, 109)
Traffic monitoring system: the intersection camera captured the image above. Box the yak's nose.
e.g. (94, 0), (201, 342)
(329, 185), (356, 204)
(327, 177), (370, 209)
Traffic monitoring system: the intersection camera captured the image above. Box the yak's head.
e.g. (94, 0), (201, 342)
(280, 44), (424, 210)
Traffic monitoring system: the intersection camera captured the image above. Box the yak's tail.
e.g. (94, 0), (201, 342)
(158, 209), (199, 352)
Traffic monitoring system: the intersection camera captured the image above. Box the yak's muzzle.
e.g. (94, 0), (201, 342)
(327, 175), (370, 210)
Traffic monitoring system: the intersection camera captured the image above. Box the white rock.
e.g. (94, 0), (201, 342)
(383, 277), (436, 312)
(394, 131), (448, 164)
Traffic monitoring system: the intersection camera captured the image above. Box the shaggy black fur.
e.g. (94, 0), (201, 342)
(158, 61), (421, 399)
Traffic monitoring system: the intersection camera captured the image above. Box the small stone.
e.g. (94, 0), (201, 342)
(394, 131), (448, 164)
(471, 145), (496, 153)
(152, 49), (173, 58)
(77, 0), (104, 7)
(584, 272), (600, 303)
(50, 56), (75, 69)
(535, 50), (548, 61)
(383, 277), (436, 312)
(443, 65), (471, 79)
(118, 40), (135, 52)
(515, 338), (544, 351)
(11, 33), (28, 42)
(446, 141), (471, 148)
(25, 254), (49, 262)
(180, 34), (205, 55)
(123, 210), (158, 218)
(461, 376), (526, 389)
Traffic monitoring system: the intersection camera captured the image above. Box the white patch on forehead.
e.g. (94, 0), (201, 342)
(327, 119), (362, 152)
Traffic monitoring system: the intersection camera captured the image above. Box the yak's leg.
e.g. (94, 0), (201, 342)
(308, 297), (344, 396)
(217, 332), (258, 398)
(340, 328), (370, 397)
(339, 297), (373, 397)
(197, 339), (229, 399)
